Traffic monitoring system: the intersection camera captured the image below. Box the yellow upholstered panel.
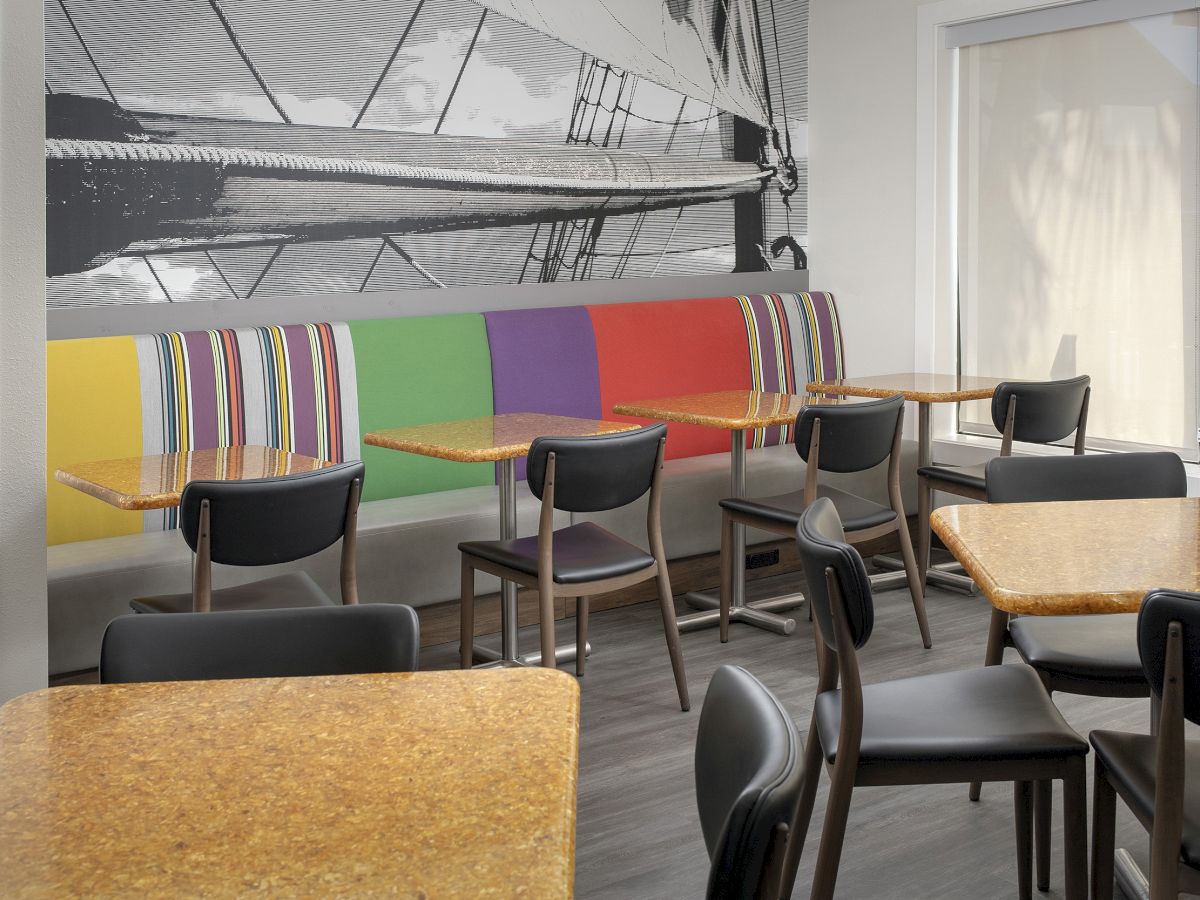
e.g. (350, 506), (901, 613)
(47, 337), (143, 545)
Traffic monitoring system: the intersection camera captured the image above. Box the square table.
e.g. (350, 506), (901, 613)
(0, 669), (579, 898)
(613, 390), (857, 635)
(806, 373), (1005, 590)
(55, 444), (331, 510)
(933, 496), (1200, 900)
(365, 412), (638, 666)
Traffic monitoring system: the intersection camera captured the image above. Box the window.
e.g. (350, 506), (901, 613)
(955, 9), (1199, 457)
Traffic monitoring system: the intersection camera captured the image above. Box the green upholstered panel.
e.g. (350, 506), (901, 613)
(349, 315), (494, 500)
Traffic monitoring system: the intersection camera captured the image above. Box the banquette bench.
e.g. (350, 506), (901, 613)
(47, 292), (917, 674)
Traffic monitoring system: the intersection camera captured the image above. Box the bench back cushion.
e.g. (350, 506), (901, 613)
(47, 292), (841, 545)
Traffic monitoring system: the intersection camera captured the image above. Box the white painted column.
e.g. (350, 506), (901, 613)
(0, 0), (48, 702)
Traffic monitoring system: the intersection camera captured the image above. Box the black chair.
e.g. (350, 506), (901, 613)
(917, 375), (1091, 588)
(695, 664), (803, 900)
(100, 603), (420, 683)
(459, 424), (689, 711)
(130, 461), (364, 614)
(1092, 589), (1200, 900)
(782, 498), (1088, 900)
(719, 394), (932, 649)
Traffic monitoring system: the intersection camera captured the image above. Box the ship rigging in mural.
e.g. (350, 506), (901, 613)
(45, 0), (807, 305)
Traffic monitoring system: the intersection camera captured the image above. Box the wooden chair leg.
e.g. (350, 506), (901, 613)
(1015, 780), (1033, 900)
(779, 715), (828, 900)
(1034, 779), (1052, 891)
(893, 516), (932, 649)
(575, 596), (587, 677)
(970, 607), (1010, 802)
(654, 564), (690, 712)
(538, 582), (557, 669)
(809, 756), (856, 900)
(917, 474), (932, 591)
(459, 556), (475, 670)
(1090, 758), (1116, 900)
(1062, 763), (1088, 900)
(719, 511), (733, 643)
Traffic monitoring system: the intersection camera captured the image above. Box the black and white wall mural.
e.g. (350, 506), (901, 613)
(45, 0), (807, 308)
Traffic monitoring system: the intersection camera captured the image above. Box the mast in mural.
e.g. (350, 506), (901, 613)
(45, 0), (803, 285)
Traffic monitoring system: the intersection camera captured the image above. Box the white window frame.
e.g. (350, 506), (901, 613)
(915, 0), (1200, 470)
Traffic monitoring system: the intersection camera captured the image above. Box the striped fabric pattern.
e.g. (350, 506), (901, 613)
(736, 292), (846, 447)
(135, 322), (359, 531)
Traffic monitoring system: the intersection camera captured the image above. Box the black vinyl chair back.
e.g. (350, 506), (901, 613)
(1138, 589), (1200, 726)
(100, 603), (420, 683)
(795, 497), (874, 651)
(696, 664), (803, 900)
(794, 394), (904, 473)
(986, 452), (1186, 504)
(527, 423), (666, 513)
(990, 375), (1090, 445)
(180, 461), (364, 566)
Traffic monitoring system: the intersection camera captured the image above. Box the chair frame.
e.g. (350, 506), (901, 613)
(459, 434), (689, 711)
(188, 475), (362, 613)
(917, 387), (1090, 589)
(1092, 620), (1200, 900)
(781, 565), (1088, 900)
(719, 402), (931, 648)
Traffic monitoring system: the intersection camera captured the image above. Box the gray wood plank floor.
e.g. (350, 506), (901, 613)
(422, 570), (1166, 899)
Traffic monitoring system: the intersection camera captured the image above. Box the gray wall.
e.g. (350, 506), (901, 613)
(1, 0), (48, 703)
(50, 269), (810, 339)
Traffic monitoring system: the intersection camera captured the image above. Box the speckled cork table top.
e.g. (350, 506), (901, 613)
(0, 669), (580, 899)
(932, 498), (1200, 615)
(806, 373), (1005, 403)
(364, 412), (637, 462)
(54, 445), (330, 510)
(613, 390), (864, 430)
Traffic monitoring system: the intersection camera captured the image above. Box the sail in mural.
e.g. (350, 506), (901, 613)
(44, 0), (807, 307)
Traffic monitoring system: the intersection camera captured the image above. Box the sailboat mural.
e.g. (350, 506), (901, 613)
(45, 0), (807, 307)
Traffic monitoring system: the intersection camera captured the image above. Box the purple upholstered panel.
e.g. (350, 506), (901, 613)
(483, 305), (602, 480)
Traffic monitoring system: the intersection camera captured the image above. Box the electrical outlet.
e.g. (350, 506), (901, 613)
(745, 549), (779, 570)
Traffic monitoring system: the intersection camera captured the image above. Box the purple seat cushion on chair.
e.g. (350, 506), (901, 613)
(483, 306), (602, 480)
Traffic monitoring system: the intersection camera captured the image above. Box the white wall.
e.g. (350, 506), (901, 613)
(0, 0), (48, 703)
(809, 0), (928, 377)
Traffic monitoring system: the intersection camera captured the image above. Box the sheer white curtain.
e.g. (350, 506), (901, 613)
(956, 10), (1199, 456)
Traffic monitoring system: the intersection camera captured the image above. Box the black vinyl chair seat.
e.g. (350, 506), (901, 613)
(720, 485), (896, 533)
(459, 521), (654, 585)
(1009, 614), (1146, 689)
(130, 571), (336, 615)
(1091, 730), (1200, 869)
(814, 664), (1088, 766)
(915, 461), (987, 493)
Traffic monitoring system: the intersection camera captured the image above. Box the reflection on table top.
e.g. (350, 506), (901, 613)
(932, 497), (1200, 615)
(613, 390), (865, 430)
(806, 373), (1005, 403)
(0, 670), (580, 898)
(54, 445), (331, 511)
(364, 412), (638, 462)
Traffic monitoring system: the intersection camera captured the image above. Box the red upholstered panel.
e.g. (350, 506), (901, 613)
(588, 298), (751, 459)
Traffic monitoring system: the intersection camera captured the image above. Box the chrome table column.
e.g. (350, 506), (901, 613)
(677, 430), (804, 635)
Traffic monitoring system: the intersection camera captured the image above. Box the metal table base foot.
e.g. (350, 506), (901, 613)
(470, 641), (592, 668)
(1114, 848), (1149, 900)
(871, 553), (978, 594)
(677, 590), (802, 635)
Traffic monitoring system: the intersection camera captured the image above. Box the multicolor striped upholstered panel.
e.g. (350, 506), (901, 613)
(736, 291), (846, 446)
(47, 337), (143, 545)
(134, 323), (359, 531)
